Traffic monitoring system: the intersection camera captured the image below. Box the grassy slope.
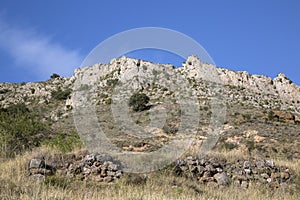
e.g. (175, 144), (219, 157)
(0, 147), (299, 200)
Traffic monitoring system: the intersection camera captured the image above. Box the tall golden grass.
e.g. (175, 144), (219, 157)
(0, 147), (299, 200)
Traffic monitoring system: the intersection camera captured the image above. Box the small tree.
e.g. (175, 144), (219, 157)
(128, 92), (150, 112)
(51, 73), (60, 79)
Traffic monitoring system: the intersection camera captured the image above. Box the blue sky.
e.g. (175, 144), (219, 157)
(0, 0), (299, 84)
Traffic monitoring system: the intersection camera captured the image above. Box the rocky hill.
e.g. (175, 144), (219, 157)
(0, 56), (299, 154)
(0, 56), (300, 158)
(0, 56), (300, 199)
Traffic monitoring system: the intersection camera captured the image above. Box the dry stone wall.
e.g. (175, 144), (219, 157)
(29, 152), (294, 189)
(175, 154), (292, 189)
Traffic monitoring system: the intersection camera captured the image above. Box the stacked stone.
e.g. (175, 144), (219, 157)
(29, 153), (292, 188)
(66, 153), (122, 183)
(175, 155), (291, 189)
(29, 153), (122, 183)
(28, 158), (55, 179)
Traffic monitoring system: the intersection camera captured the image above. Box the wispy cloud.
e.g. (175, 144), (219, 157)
(0, 17), (83, 81)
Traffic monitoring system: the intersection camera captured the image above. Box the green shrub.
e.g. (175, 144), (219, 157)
(0, 89), (10, 94)
(221, 142), (238, 151)
(142, 65), (147, 71)
(163, 124), (178, 135)
(1, 103), (29, 114)
(52, 88), (72, 100)
(267, 110), (275, 121)
(0, 104), (45, 158)
(30, 88), (35, 94)
(152, 69), (159, 76)
(128, 92), (150, 112)
(246, 140), (255, 152)
(106, 78), (119, 87)
(105, 98), (112, 105)
(50, 73), (60, 79)
(242, 114), (251, 121)
(42, 132), (82, 153)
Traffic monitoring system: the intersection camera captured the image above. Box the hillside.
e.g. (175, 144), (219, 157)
(0, 56), (299, 199)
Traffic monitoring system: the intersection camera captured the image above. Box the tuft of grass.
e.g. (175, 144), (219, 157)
(44, 176), (72, 189)
(220, 142), (239, 151)
(162, 124), (178, 135)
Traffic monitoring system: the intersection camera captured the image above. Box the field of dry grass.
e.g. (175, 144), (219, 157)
(0, 147), (299, 200)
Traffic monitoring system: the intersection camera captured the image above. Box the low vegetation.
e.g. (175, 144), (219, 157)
(0, 103), (46, 158)
(128, 92), (150, 112)
(50, 73), (60, 79)
(51, 88), (72, 100)
(42, 131), (83, 153)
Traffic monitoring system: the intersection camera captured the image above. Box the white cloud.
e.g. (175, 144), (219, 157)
(0, 17), (83, 80)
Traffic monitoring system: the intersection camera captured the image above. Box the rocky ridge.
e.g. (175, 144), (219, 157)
(0, 56), (299, 114)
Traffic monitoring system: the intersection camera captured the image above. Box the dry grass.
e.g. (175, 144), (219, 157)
(0, 147), (299, 200)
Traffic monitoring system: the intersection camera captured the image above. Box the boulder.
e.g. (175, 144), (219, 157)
(213, 172), (231, 186)
(29, 158), (45, 169)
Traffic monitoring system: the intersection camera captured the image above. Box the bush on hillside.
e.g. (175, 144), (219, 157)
(0, 104), (46, 158)
(50, 73), (60, 79)
(52, 88), (72, 100)
(42, 132), (83, 153)
(128, 92), (150, 112)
